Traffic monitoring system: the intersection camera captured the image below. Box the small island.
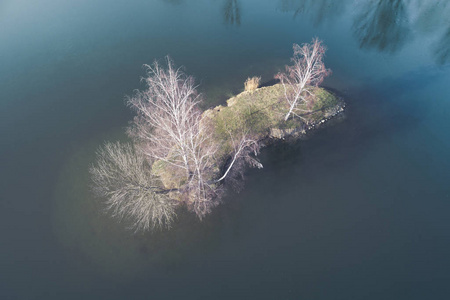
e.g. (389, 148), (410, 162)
(90, 39), (344, 232)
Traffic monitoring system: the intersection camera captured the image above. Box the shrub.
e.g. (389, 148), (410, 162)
(244, 76), (261, 93)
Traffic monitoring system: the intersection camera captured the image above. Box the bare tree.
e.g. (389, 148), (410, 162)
(182, 117), (222, 218)
(182, 128), (262, 218)
(127, 57), (203, 178)
(276, 38), (331, 121)
(92, 57), (265, 228)
(216, 131), (262, 183)
(127, 57), (223, 219)
(90, 142), (177, 231)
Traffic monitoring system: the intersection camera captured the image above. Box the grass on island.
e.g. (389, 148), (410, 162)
(205, 83), (339, 157)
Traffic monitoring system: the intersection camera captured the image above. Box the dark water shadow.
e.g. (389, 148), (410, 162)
(259, 78), (280, 88)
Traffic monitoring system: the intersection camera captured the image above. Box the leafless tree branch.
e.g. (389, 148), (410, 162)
(127, 57), (223, 220)
(93, 57), (269, 228)
(275, 38), (331, 121)
(90, 142), (177, 231)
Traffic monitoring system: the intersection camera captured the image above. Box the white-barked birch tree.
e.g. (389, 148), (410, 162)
(276, 38), (331, 121)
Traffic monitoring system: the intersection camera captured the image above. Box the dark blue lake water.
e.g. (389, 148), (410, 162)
(1, 0), (450, 299)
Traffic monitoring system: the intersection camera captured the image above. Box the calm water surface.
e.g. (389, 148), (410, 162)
(1, 0), (450, 299)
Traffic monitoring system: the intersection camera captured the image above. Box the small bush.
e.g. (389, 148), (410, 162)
(244, 76), (261, 93)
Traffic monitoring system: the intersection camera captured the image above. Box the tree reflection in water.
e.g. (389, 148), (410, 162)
(173, 0), (450, 64)
(435, 28), (450, 65)
(162, 0), (183, 5)
(353, 0), (410, 53)
(418, 1), (450, 64)
(223, 0), (241, 26)
(278, 0), (346, 26)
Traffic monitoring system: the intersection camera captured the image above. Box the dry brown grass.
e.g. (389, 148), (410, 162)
(244, 76), (261, 93)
